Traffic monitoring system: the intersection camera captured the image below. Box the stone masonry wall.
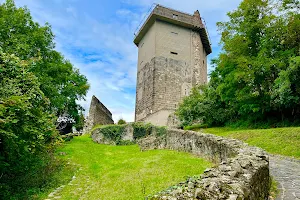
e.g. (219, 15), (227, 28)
(135, 7), (208, 127)
(91, 125), (270, 199)
(192, 31), (207, 85)
(138, 129), (270, 199)
(135, 56), (193, 126)
(83, 95), (114, 133)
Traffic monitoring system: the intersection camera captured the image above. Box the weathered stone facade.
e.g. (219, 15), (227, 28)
(91, 124), (270, 199)
(135, 57), (193, 126)
(83, 95), (114, 133)
(134, 5), (212, 126)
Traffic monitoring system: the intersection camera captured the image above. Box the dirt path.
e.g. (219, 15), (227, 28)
(269, 155), (300, 200)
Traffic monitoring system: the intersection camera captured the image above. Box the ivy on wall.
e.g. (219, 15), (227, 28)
(94, 123), (167, 145)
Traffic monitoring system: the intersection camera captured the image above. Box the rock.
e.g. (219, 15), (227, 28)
(228, 194), (238, 200)
(187, 182), (194, 189)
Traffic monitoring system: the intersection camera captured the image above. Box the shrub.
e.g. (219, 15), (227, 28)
(0, 50), (60, 198)
(117, 119), (126, 125)
(132, 122), (153, 139)
(94, 123), (167, 145)
(97, 124), (126, 145)
(154, 126), (167, 136)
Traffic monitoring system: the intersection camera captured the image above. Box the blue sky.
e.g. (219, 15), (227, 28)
(2, 0), (242, 122)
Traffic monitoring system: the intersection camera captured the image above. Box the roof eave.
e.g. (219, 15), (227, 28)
(133, 13), (212, 55)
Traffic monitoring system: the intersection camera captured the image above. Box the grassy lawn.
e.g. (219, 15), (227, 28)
(43, 135), (212, 200)
(203, 127), (300, 159)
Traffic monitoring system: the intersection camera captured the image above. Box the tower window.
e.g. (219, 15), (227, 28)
(170, 51), (178, 55)
(172, 14), (178, 19)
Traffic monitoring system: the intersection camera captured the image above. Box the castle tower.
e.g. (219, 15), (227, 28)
(134, 5), (212, 126)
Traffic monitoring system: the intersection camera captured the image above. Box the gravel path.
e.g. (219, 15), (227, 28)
(269, 155), (300, 200)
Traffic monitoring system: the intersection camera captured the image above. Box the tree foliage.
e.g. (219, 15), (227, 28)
(0, 50), (59, 198)
(0, 0), (89, 124)
(0, 0), (90, 197)
(117, 119), (127, 125)
(177, 0), (300, 127)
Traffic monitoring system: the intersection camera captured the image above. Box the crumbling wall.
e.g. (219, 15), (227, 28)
(91, 125), (270, 199)
(138, 129), (270, 200)
(83, 95), (114, 133)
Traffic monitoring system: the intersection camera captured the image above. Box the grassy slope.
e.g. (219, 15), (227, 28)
(48, 135), (211, 200)
(203, 127), (300, 158)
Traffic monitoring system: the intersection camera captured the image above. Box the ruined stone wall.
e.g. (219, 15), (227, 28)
(139, 129), (270, 199)
(83, 96), (114, 133)
(91, 125), (270, 199)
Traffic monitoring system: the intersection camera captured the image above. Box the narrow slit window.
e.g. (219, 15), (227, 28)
(171, 31), (178, 35)
(170, 51), (178, 55)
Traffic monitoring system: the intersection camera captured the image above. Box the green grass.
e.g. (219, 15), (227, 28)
(270, 176), (279, 199)
(184, 124), (208, 130)
(203, 127), (300, 158)
(43, 135), (212, 200)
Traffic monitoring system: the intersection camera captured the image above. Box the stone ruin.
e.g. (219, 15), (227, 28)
(83, 95), (114, 134)
(91, 124), (270, 199)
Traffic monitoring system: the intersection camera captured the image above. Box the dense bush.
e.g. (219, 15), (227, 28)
(0, 0), (90, 197)
(132, 122), (153, 139)
(177, 0), (300, 128)
(95, 123), (167, 145)
(97, 124), (127, 145)
(0, 50), (60, 198)
(117, 119), (127, 125)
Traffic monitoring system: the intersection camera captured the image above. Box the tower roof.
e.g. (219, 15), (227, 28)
(133, 4), (212, 55)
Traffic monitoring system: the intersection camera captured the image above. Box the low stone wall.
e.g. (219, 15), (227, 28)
(91, 124), (270, 199)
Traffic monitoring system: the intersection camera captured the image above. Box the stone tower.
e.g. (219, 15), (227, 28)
(134, 5), (212, 126)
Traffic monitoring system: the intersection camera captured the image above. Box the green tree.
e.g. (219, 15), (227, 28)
(0, 50), (59, 198)
(117, 119), (126, 125)
(177, 0), (300, 127)
(0, 0), (89, 124)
